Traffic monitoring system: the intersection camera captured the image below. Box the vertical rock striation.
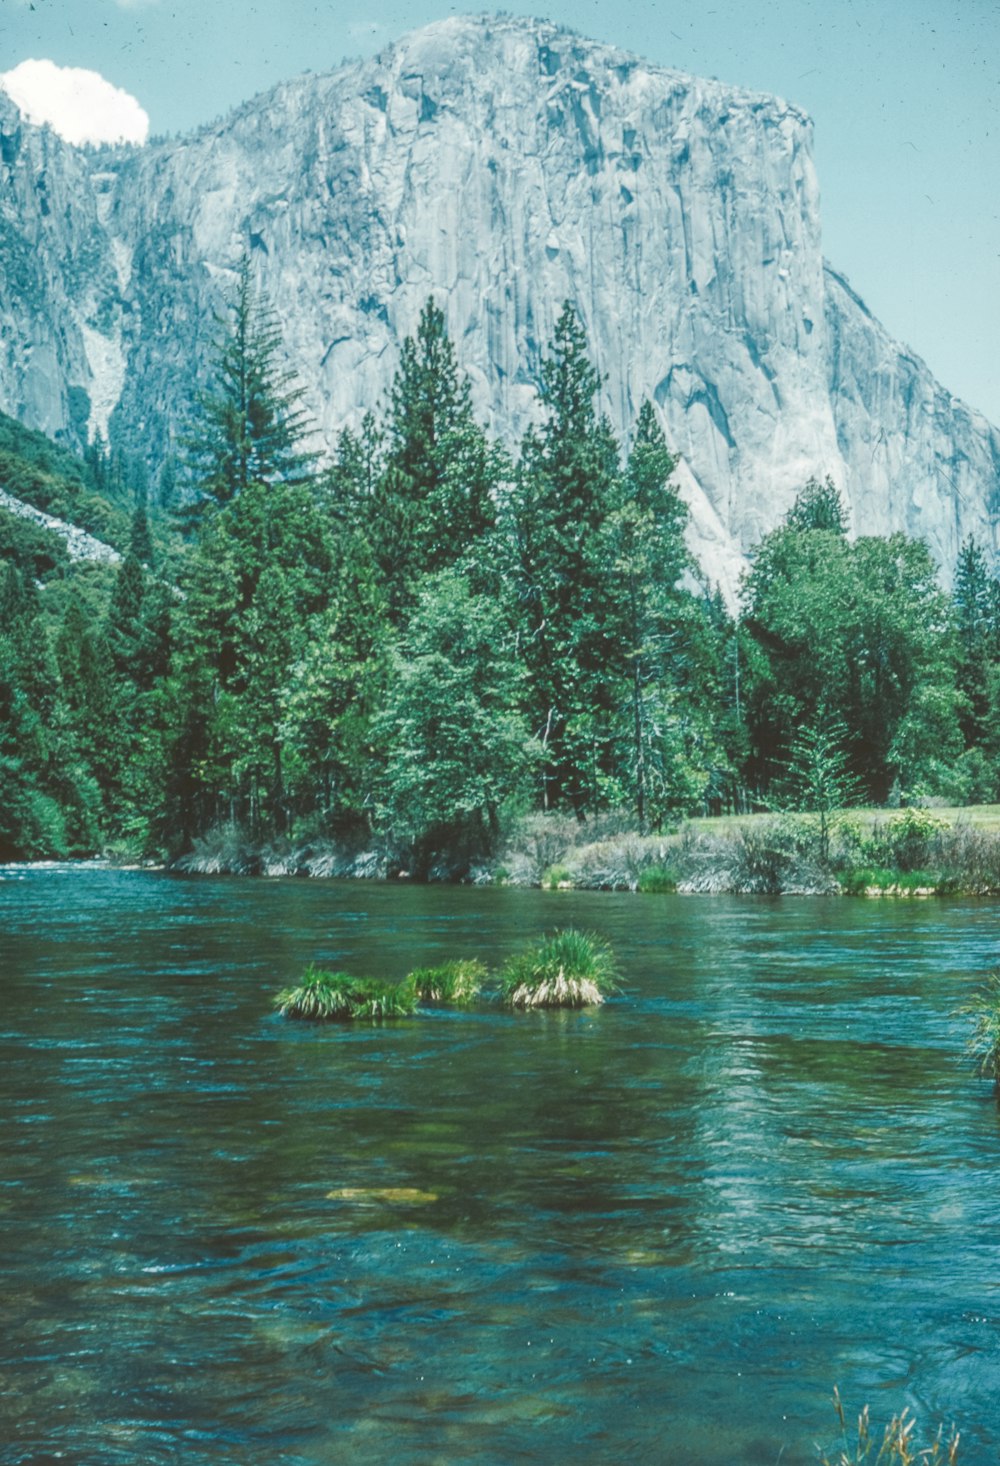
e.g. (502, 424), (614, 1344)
(0, 15), (996, 595)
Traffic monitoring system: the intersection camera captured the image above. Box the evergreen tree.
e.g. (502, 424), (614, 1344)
(508, 302), (622, 815)
(106, 552), (146, 679)
(280, 530), (391, 833)
(775, 715), (862, 862)
(0, 566), (67, 857)
(55, 596), (118, 826)
(784, 475), (848, 536)
(360, 300), (502, 619)
(130, 503), (154, 566)
(184, 255), (316, 520)
(953, 535), (997, 749)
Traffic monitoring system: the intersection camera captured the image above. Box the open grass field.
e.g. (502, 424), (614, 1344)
(688, 804), (1000, 834)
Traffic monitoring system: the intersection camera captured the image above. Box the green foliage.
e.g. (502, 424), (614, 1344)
(183, 256), (316, 520)
(407, 960), (486, 1004)
(0, 508), (69, 580)
(498, 928), (620, 1009)
(963, 972), (1000, 1084)
(743, 512), (960, 803)
(637, 864), (678, 893)
(279, 529), (390, 833)
(376, 567), (536, 870)
(6, 292), (1000, 875)
(274, 965), (418, 1021)
(775, 716), (862, 862)
(0, 753), (68, 860)
(857, 808), (948, 873)
(350, 300), (503, 620)
(542, 863), (573, 889)
(784, 475), (847, 536)
(837, 867), (949, 895)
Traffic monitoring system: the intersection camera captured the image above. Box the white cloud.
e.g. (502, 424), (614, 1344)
(0, 59), (149, 146)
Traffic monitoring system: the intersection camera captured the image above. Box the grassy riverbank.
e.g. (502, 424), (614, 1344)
(174, 805), (1000, 896)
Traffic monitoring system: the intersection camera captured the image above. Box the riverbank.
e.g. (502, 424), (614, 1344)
(171, 806), (1000, 897)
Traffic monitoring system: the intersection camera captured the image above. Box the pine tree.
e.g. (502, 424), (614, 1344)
(953, 535), (996, 747)
(130, 503), (154, 566)
(363, 299), (502, 619)
(280, 530), (391, 832)
(784, 475), (848, 536)
(508, 302), (622, 815)
(106, 552), (146, 679)
(184, 255), (316, 521)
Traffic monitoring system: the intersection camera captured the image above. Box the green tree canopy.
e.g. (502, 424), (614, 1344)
(184, 255), (316, 518)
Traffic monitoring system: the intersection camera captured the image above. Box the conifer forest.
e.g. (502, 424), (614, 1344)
(3, 266), (999, 872)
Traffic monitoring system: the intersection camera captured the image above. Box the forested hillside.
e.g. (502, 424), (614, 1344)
(3, 266), (999, 868)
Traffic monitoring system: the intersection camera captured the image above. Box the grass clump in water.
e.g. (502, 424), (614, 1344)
(819, 1388), (959, 1464)
(498, 928), (620, 1010)
(275, 964), (418, 1021)
(962, 972), (1000, 1085)
(407, 959), (486, 1005)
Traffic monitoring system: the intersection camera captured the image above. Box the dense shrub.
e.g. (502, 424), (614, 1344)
(676, 820), (837, 895)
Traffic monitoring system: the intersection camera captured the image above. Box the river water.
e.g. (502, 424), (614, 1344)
(2, 866), (999, 1464)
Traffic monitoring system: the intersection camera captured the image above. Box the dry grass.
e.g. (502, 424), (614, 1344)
(961, 972), (1000, 1084)
(819, 1389), (959, 1465)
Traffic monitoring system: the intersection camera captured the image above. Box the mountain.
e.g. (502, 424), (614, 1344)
(1, 14), (997, 596)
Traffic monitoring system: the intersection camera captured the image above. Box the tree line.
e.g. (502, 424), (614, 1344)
(2, 263), (999, 868)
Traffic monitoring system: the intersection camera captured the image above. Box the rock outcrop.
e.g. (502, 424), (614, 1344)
(1, 15), (997, 595)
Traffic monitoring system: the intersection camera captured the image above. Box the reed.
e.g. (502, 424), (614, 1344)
(962, 972), (1000, 1084)
(407, 959), (486, 1005)
(275, 965), (418, 1021)
(819, 1388), (959, 1465)
(498, 928), (620, 1010)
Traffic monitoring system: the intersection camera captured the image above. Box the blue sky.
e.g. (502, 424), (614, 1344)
(3, 0), (998, 424)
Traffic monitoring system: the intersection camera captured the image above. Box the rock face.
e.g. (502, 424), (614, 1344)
(0, 488), (120, 565)
(1, 15), (997, 596)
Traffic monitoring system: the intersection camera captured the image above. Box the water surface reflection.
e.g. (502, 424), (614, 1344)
(2, 869), (999, 1462)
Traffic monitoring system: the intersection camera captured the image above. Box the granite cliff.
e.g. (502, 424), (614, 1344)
(1, 14), (997, 595)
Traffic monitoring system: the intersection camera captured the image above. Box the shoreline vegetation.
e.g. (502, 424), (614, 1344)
(173, 803), (1000, 898)
(7, 278), (1000, 877)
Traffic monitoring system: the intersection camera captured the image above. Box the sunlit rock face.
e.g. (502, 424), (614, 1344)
(1, 16), (997, 597)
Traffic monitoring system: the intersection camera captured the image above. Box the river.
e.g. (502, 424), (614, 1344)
(2, 865), (999, 1463)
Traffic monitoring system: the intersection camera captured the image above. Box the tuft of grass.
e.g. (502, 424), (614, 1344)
(498, 928), (620, 1010)
(275, 965), (418, 1021)
(638, 863), (678, 893)
(407, 959), (486, 1005)
(962, 972), (1000, 1084)
(819, 1387), (959, 1465)
(839, 867), (947, 895)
